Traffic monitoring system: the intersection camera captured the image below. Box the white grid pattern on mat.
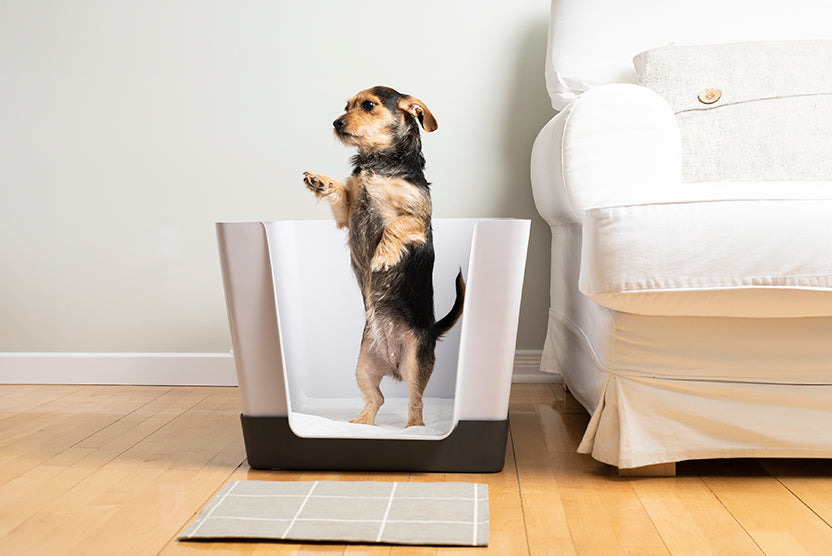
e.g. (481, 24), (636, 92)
(180, 480), (490, 547)
(376, 481), (398, 542)
(282, 480), (318, 539)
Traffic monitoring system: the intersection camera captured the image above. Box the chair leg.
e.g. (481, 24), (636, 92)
(618, 462), (677, 477)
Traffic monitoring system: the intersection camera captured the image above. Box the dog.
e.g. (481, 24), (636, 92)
(303, 86), (465, 427)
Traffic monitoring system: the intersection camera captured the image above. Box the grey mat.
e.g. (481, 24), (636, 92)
(179, 480), (489, 546)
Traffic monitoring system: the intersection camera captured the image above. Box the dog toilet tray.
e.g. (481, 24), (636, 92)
(287, 397), (455, 439)
(217, 219), (530, 472)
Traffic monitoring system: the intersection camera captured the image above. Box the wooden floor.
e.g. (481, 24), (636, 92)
(2, 384), (832, 555)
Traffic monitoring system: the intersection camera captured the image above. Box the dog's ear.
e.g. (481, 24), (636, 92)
(397, 96), (438, 132)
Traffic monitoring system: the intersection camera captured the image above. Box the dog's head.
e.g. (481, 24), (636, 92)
(333, 86), (437, 153)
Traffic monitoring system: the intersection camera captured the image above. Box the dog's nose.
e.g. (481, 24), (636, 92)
(333, 118), (347, 130)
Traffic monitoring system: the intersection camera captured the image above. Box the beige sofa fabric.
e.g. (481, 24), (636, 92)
(634, 40), (832, 183)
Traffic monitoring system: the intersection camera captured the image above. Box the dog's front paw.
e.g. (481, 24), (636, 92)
(303, 171), (333, 196)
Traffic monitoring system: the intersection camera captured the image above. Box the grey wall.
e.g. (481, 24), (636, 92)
(0, 0), (554, 355)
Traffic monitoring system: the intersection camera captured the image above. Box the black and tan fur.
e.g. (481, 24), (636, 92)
(303, 86), (464, 427)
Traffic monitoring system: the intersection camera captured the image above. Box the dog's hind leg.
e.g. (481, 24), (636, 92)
(349, 339), (386, 426)
(401, 337), (435, 428)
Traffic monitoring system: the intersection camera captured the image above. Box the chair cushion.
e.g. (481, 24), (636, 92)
(579, 195), (832, 317)
(634, 40), (832, 183)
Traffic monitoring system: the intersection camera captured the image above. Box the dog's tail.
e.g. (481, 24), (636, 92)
(435, 270), (466, 339)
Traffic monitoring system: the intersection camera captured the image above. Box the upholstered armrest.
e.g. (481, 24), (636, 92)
(531, 83), (681, 227)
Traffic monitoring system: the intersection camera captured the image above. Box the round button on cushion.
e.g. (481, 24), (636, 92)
(698, 89), (722, 104)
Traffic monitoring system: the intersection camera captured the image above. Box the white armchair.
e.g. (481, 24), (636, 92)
(531, 0), (832, 470)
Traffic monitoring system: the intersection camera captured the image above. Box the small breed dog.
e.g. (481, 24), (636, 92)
(303, 86), (464, 427)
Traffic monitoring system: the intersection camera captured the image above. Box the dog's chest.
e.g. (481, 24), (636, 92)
(346, 173), (426, 258)
(346, 177), (384, 269)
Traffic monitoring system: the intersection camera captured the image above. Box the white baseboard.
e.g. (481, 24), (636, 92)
(0, 353), (237, 386)
(0, 350), (557, 386)
(512, 350), (559, 383)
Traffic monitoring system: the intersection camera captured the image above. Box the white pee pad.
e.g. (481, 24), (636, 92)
(287, 397), (455, 440)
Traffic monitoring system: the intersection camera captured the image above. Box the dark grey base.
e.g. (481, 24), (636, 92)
(240, 415), (509, 473)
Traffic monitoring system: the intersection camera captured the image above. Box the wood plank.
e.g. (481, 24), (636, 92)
(630, 474), (762, 555)
(534, 403), (669, 555)
(162, 466), (307, 555)
(509, 394), (576, 555)
(442, 433), (525, 556)
(0, 386), (213, 538)
(761, 459), (832, 528)
(699, 459), (832, 555)
(508, 382), (558, 409)
(0, 385), (160, 444)
(1, 388), (244, 555)
(4, 384), (832, 555)
(70, 388), (245, 555)
(0, 386), (171, 484)
(0, 384), (84, 418)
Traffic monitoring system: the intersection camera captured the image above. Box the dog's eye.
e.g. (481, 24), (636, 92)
(361, 100), (376, 112)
